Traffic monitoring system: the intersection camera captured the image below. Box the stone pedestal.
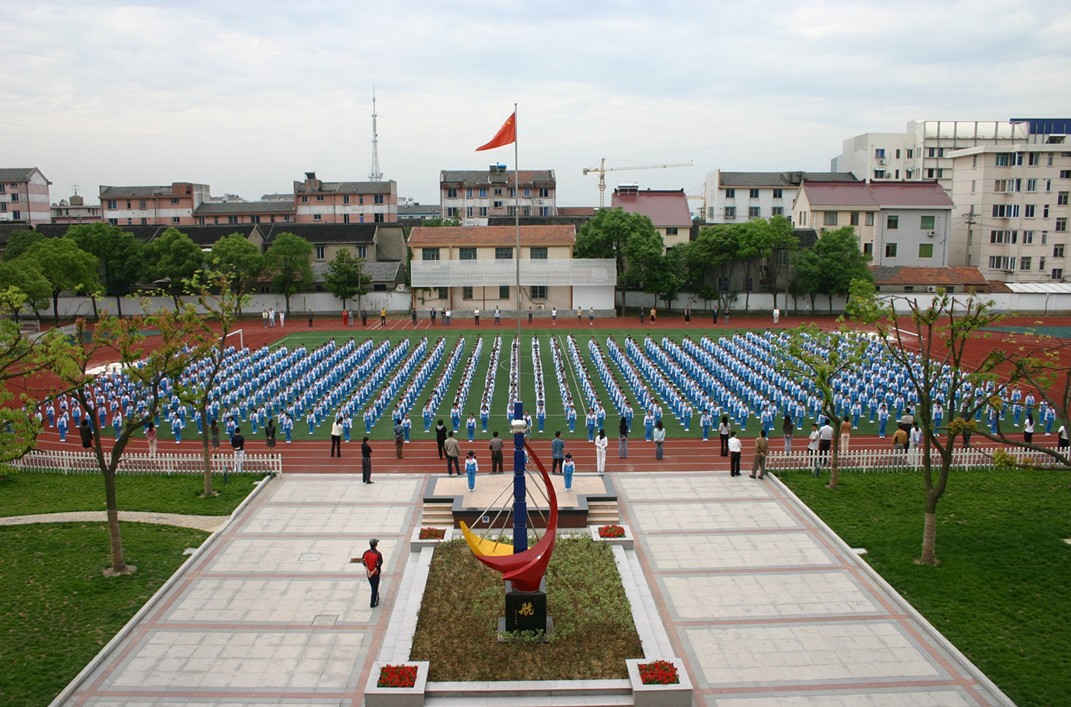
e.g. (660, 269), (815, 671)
(499, 578), (552, 638)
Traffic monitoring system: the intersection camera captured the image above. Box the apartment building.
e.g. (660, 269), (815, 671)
(292, 172), (397, 224)
(408, 225), (614, 312)
(704, 170), (857, 224)
(794, 181), (954, 267)
(50, 193), (102, 225)
(610, 186), (692, 248)
(0, 167), (52, 226)
(100, 182), (210, 227)
(439, 169), (556, 226)
(948, 143), (1071, 281)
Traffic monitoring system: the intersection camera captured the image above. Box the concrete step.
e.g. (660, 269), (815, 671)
(424, 678), (633, 707)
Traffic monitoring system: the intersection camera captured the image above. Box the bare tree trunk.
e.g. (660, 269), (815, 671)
(201, 428), (215, 497)
(828, 430), (840, 489)
(919, 510), (938, 565)
(102, 468), (134, 575)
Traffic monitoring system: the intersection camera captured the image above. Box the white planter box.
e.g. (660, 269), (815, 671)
(589, 523), (634, 550)
(365, 661), (429, 707)
(409, 526), (453, 550)
(626, 657), (693, 707)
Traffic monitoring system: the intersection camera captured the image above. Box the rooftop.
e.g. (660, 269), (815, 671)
(611, 188), (692, 226)
(801, 181), (953, 209)
(293, 180), (395, 195)
(717, 171), (858, 188)
(408, 225), (575, 247)
(195, 201), (296, 215)
(0, 167), (47, 182)
(870, 266), (989, 288)
(439, 170), (556, 186)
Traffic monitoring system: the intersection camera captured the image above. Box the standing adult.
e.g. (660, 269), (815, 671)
(361, 436), (374, 483)
(576, 306), (583, 325)
(772, 307), (780, 324)
(489, 431), (504, 473)
(380, 307), (387, 326)
(750, 430), (769, 479)
(1058, 422), (1069, 449)
(527, 307), (533, 324)
(330, 417), (343, 457)
(588, 306), (594, 326)
(361, 309), (368, 327)
(595, 428), (609, 474)
(265, 417), (277, 449)
(210, 418), (220, 450)
(728, 430), (742, 476)
(145, 422), (157, 457)
(230, 426), (245, 483)
(551, 431), (565, 474)
(653, 420), (666, 460)
(618, 416), (629, 458)
(494, 307), (501, 326)
(718, 415), (731, 457)
(782, 414), (795, 452)
(435, 419), (448, 459)
(474, 308), (480, 326)
(892, 425), (909, 453)
(649, 306), (657, 324)
(444, 430), (461, 476)
(807, 423), (820, 457)
(839, 418), (852, 453)
(551, 307), (557, 325)
(362, 539), (383, 608)
(79, 417), (93, 449)
(410, 308), (417, 326)
(684, 306), (691, 323)
(393, 418), (405, 459)
(1024, 414), (1035, 443)
(818, 420), (834, 465)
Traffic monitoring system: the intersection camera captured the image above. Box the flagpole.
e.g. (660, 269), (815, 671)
(511, 101), (527, 556)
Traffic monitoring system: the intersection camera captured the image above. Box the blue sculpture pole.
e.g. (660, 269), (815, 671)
(511, 400), (527, 554)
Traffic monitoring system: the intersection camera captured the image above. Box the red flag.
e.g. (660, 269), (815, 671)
(475, 112), (516, 151)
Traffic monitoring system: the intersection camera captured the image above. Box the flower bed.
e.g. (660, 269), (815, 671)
(626, 657), (692, 707)
(410, 526), (453, 550)
(589, 523), (633, 549)
(365, 660), (429, 707)
(418, 527), (446, 540)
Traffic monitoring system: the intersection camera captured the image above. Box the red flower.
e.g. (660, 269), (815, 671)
(598, 524), (625, 538)
(638, 659), (680, 685)
(418, 527), (446, 540)
(377, 664), (418, 688)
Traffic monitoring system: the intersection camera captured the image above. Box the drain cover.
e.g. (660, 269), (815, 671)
(312, 614), (338, 626)
(298, 553), (322, 562)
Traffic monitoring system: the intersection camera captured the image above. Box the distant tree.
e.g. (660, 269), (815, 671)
(36, 306), (213, 574)
(421, 216), (462, 227)
(21, 238), (99, 321)
(789, 247), (823, 312)
(811, 227), (871, 312)
(263, 232), (313, 315)
(67, 223), (144, 318)
(0, 287), (44, 470)
(1, 229), (43, 262)
(765, 215), (798, 309)
(208, 234), (263, 317)
(735, 219), (778, 311)
(143, 228), (204, 310)
(687, 225), (741, 314)
(0, 260), (50, 318)
(323, 248), (371, 310)
(575, 208), (661, 315)
(646, 247), (688, 311)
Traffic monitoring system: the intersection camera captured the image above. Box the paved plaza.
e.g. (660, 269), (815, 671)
(55, 470), (1011, 706)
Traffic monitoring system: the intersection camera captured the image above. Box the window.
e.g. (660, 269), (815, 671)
(850, 212), (860, 226)
(478, 206), (488, 217)
(108, 218), (117, 225)
(895, 148), (901, 159)
(459, 247), (476, 260)
(906, 149), (913, 158)
(531, 285), (548, 300)
(493, 188), (503, 196)
(797, 211), (805, 225)
(748, 207), (761, 219)
(479, 188), (487, 197)
(499, 285), (510, 299)
(1040, 256), (1046, 271)
(1058, 192), (1069, 205)
(823, 212), (838, 226)
(315, 245), (326, 260)
(724, 206), (736, 220)
(462, 286), (473, 300)
(446, 207), (459, 217)
(887, 215), (899, 230)
(863, 242), (873, 257)
(992, 204), (1020, 218)
(228, 215), (238, 225)
(315, 195), (324, 202)
(874, 169), (886, 179)
(1027, 178), (1038, 192)
(885, 243), (898, 258)
(1043, 231), (1049, 244)
(436, 287), (448, 299)
(1020, 257), (1032, 270)
(138, 199), (146, 209)
(666, 227), (679, 235)
(313, 214), (322, 221)
(749, 188), (760, 199)
(1060, 171), (1071, 179)
(918, 243), (934, 258)
(988, 255), (1016, 270)
(865, 212), (874, 226)
(1028, 152), (1040, 166)
(171, 217), (180, 224)
(522, 188), (530, 198)
(1023, 231), (1035, 244)
(540, 206), (551, 216)
(422, 248), (440, 261)
(1053, 269), (1064, 280)
(466, 206), (473, 218)
(990, 230), (1018, 244)
(107, 199), (117, 209)
(538, 187), (550, 198)
(1058, 218), (1068, 232)
(920, 215), (936, 230)
(493, 201), (503, 209)
(1025, 205), (1036, 218)
(374, 194), (384, 204)
(1044, 204), (1051, 218)
(773, 189), (783, 199)
(725, 188), (735, 198)
(495, 247), (513, 260)
(140, 217), (148, 225)
(359, 196), (364, 205)
(530, 246), (547, 259)
(446, 188), (458, 198)
(771, 207), (784, 216)
(465, 188), (472, 198)
(875, 148), (886, 158)
(343, 195), (351, 205)
(1054, 244), (1065, 258)
(928, 148), (937, 158)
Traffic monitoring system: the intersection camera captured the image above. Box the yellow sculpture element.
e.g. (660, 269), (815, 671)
(459, 522), (514, 556)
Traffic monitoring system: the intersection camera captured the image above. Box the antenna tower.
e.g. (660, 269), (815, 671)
(369, 89), (383, 181)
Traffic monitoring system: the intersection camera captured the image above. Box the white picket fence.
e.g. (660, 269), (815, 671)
(767, 446), (1064, 473)
(7, 450), (283, 476)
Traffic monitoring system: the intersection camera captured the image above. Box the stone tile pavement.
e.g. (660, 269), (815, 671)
(54, 471), (1012, 706)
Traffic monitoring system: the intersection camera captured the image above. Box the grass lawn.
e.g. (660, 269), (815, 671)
(0, 522), (209, 706)
(0, 472), (259, 517)
(410, 537), (643, 681)
(780, 469), (1071, 707)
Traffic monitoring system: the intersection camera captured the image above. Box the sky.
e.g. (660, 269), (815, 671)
(3, 0), (1070, 210)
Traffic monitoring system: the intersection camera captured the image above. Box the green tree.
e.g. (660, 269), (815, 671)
(0, 287), (44, 470)
(811, 227), (871, 312)
(789, 247), (823, 312)
(1, 229), (43, 262)
(647, 247), (687, 311)
(735, 219), (777, 311)
(21, 238), (99, 321)
(208, 234), (264, 317)
(67, 223), (144, 318)
(846, 281), (1005, 565)
(421, 216), (462, 227)
(772, 323), (872, 489)
(687, 224), (741, 314)
(35, 306), (215, 575)
(0, 260), (50, 318)
(143, 228), (205, 310)
(765, 215), (798, 309)
(575, 208), (661, 315)
(323, 248), (371, 310)
(263, 232), (313, 315)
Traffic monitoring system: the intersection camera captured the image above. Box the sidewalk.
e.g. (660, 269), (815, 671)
(54, 471), (1011, 706)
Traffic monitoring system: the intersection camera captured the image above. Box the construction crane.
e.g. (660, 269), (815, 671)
(583, 157), (692, 208)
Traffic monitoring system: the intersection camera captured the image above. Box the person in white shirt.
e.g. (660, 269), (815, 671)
(653, 420), (666, 461)
(594, 428), (609, 474)
(1058, 423), (1069, 449)
(727, 430), (742, 476)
